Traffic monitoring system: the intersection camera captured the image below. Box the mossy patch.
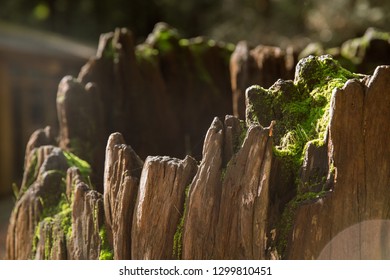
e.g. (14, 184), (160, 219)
(63, 151), (91, 180)
(135, 44), (159, 65)
(32, 191), (72, 259)
(68, 138), (94, 166)
(173, 186), (190, 259)
(247, 55), (359, 174)
(99, 226), (113, 260)
(150, 23), (181, 55)
(102, 36), (119, 61)
(30, 150), (93, 259)
(341, 27), (390, 65)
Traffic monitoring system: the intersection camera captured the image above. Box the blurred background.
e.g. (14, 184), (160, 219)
(1, 0), (390, 259)
(2, 0), (390, 47)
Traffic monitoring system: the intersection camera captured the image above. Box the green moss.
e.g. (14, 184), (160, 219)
(102, 37), (118, 61)
(247, 55), (359, 174)
(146, 24), (234, 91)
(341, 28), (390, 65)
(68, 138), (94, 167)
(27, 147), (97, 259)
(173, 186), (190, 259)
(179, 38), (189, 47)
(99, 226), (114, 260)
(135, 44), (159, 65)
(30, 149), (94, 259)
(55, 194), (72, 238)
(33, 188), (73, 257)
(32, 192), (72, 260)
(63, 151), (91, 180)
(152, 24), (180, 55)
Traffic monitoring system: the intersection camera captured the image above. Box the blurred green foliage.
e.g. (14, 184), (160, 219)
(1, 0), (390, 46)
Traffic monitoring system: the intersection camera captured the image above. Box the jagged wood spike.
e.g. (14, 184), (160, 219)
(132, 155), (197, 259)
(182, 117), (224, 259)
(103, 132), (143, 260)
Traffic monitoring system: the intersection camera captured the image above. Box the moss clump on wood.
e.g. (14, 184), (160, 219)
(30, 150), (92, 259)
(151, 23), (181, 54)
(32, 187), (72, 259)
(246, 55), (360, 174)
(246, 55), (363, 258)
(63, 151), (91, 180)
(135, 44), (159, 65)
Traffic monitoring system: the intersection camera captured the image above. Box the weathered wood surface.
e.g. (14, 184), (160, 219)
(57, 76), (105, 191)
(6, 128), (107, 260)
(8, 61), (390, 260)
(6, 145), (68, 259)
(68, 174), (104, 260)
(182, 116), (273, 259)
(182, 118), (225, 259)
(215, 125), (273, 259)
(132, 155), (197, 259)
(104, 133), (143, 260)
